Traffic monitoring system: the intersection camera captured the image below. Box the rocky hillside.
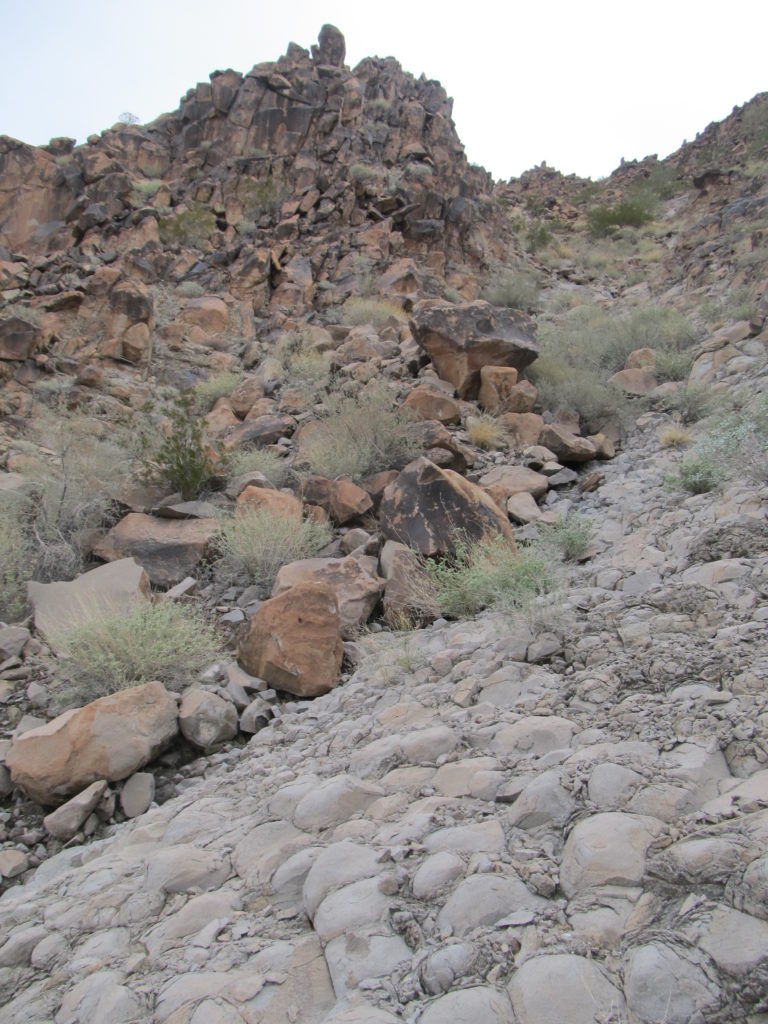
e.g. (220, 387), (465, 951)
(1, 25), (768, 1024)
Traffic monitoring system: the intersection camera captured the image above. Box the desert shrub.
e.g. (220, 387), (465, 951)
(541, 515), (594, 562)
(341, 297), (406, 327)
(235, 219), (258, 235)
(654, 349), (693, 382)
(130, 179), (163, 205)
(466, 415), (507, 450)
(367, 97), (392, 116)
(526, 220), (553, 253)
(141, 394), (220, 500)
(0, 495), (34, 621)
(349, 163), (379, 184)
(482, 269), (540, 311)
(659, 425), (693, 448)
(55, 599), (223, 705)
(587, 200), (653, 237)
(295, 381), (420, 480)
(674, 454), (724, 494)
(158, 206), (216, 246)
(529, 355), (629, 434)
(193, 372), (243, 412)
(175, 281), (205, 298)
(227, 448), (290, 487)
(213, 507), (331, 593)
(427, 535), (562, 619)
(405, 163), (434, 182)
(276, 331), (331, 391)
(657, 383), (713, 424)
(239, 177), (284, 218)
(9, 415), (127, 581)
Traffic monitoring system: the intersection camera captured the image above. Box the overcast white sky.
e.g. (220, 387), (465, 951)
(0, 0), (766, 181)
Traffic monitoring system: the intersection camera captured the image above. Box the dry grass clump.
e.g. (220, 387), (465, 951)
(193, 372), (243, 412)
(0, 495), (34, 621)
(659, 425), (693, 448)
(341, 297), (406, 327)
(213, 507), (331, 594)
(227, 448), (291, 487)
(55, 599), (223, 707)
(482, 268), (540, 311)
(275, 331), (332, 392)
(466, 415), (508, 450)
(295, 381), (421, 480)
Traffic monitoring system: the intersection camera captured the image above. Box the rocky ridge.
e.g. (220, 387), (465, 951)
(1, 24), (768, 1024)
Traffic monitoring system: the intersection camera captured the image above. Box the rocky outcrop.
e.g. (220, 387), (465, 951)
(5, 681), (178, 805)
(380, 457), (515, 556)
(410, 301), (538, 399)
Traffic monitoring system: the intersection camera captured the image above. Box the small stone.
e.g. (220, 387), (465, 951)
(120, 772), (155, 818)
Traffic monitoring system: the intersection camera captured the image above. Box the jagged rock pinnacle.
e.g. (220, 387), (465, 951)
(312, 24), (346, 67)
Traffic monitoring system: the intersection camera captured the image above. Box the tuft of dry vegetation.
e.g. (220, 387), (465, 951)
(341, 297), (406, 327)
(465, 415), (507, 450)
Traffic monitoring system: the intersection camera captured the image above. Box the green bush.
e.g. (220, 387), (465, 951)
(349, 163), (379, 184)
(526, 221), (553, 253)
(175, 281), (205, 298)
(295, 381), (421, 480)
(541, 515), (594, 562)
(213, 507), (331, 593)
(158, 206), (216, 246)
(427, 535), (562, 619)
(55, 599), (223, 706)
(482, 269), (540, 311)
(193, 372), (243, 412)
(657, 382), (713, 424)
(276, 331), (332, 392)
(341, 297), (406, 327)
(654, 349), (693, 382)
(142, 394), (220, 500)
(0, 496), (34, 621)
(675, 453), (724, 494)
(227, 448), (290, 487)
(587, 200), (653, 237)
(240, 177), (284, 218)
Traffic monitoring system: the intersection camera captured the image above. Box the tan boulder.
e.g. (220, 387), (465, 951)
(206, 398), (240, 434)
(586, 433), (616, 459)
(272, 556), (384, 637)
(507, 492), (542, 524)
(121, 321), (150, 363)
(608, 367), (658, 395)
(237, 582), (343, 697)
(179, 689), (238, 752)
(409, 300), (538, 399)
(182, 296), (228, 334)
(625, 346), (656, 369)
(380, 457), (515, 557)
(402, 386), (461, 425)
(299, 475), (373, 525)
(479, 465), (549, 503)
(500, 412), (544, 450)
(93, 514), (219, 587)
(28, 558), (150, 650)
(43, 780), (108, 840)
(228, 376), (265, 417)
(479, 366), (537, 413)
(538, 425), (597, 464)
(223, 413), (297, 450)
(5, 681), (178, 806)
(235, 485), (302, 519)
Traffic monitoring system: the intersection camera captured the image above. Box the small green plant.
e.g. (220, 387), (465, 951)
(0, 495), (34, 621)
(295, 381), (420, 480)
(130, 179), (163, 205)
(239, 177), (284, 218)
(158, 206), (216, 246)
(213, 507), (331, 593)
(674, 453), (724, 494)
(341, 297), (406, 327)
(193, 372), (243, 412)
(427, 534), (562, 619)
(55, 599), (223, 705)
(587, 200), (653, 237)
(654, 349), (693, 382)
(367, 97), (392, 116)
(482, 269), (540, 311)
(541, 515), (594, 562)
(349, 163), (379, 184)
(657, 383), (713, 424)
(276, 331), (331, 392)
(142, 394), (220, 500)
(526, 220), (553, 253)
(227, 447), (290, 487)
(175, 281), (205, 298)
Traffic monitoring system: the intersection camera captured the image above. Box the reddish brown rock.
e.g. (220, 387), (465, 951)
(5, 682), (178, 806)
(0, 316), (40, 361)
(228, 376), (266, 417)
(409, 300), (537, 399)
(272, 555), (384, 637)
(223, 414), (297, 450)
(182, 296), (228, 334)
(238, 582), (343, 697)
(538, 425), (597, 464)
(608, 367), (658, 395)
(299, 475), (373, 525)
(402, 386), (462, 425)
(235, 485), (302, 519)
(500, 412), (544, 450)
(625, 347), (656, 369)
(380, 457), (515, 557)
(479, 465), (549, 503)
(93, 513), (219, 587)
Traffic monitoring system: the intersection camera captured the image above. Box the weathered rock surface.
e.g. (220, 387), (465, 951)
(272, 555), (384, 637)
(380, 457), (515, 556)
(5, 681), (178, 805)
(410, 301), (538, 399)
(238, 581), (343, 696)
(93, 514), (219, 587)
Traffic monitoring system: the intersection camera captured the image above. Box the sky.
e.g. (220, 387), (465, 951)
(0, 0), (766, 182)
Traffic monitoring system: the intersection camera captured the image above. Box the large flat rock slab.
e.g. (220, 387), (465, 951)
(93, 513), (219, 587)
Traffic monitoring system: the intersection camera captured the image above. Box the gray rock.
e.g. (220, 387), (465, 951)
(437, 873), (546, 936)
(179, 688), (238, 752)
(624, 943), (721, 1023)
(120, 772), (155, 818)
(420, 986), (514, 1023)
(508, 953), (625, 1024)
(43, 779), (108, 840)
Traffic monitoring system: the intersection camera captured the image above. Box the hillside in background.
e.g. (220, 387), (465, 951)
(1, 25), (768, 1024)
